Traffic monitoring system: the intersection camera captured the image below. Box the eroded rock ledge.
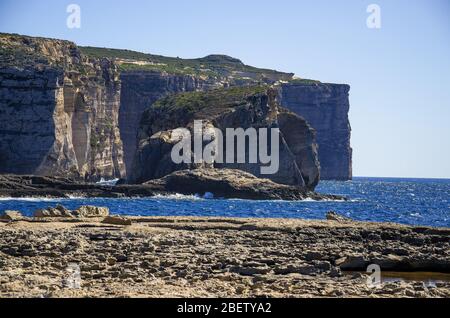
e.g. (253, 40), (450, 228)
(0, 169), (342, 201)
(0, 216), (448, 297)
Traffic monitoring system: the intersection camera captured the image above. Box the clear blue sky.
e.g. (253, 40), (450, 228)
(1, 0), (449, 178)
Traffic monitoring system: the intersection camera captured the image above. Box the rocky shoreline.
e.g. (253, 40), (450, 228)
(0, 211), (449, 298)
(0, 170), (344, 201)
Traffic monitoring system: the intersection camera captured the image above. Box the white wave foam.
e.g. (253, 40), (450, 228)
(0, 195), (355, 203)
(0, 197), (60, 202)
(152, 193), (203, 200)
(203, 192), (214, 199)
(95, 178), (120, 186)
(301, 198), (349, 202)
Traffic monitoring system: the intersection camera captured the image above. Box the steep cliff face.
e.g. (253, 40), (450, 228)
(79, 47), (295, 177)
(0, 34), (125, 181)
(129, 86), (320, 190)
(0, 33), (352, 184)
(280, 82), (352, 180)
(118, 71), (222, 176)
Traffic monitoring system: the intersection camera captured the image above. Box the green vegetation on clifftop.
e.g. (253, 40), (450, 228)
(80, 46), (294, 82)
(288, 78), (322, 85)
(1, 33), (323, 86)
(152, 85), (268, 114)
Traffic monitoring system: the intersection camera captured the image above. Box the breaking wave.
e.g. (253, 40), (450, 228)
(0, 197), (60, 202)
(95, 178), (120, 186)
(151, 193), (204, 200)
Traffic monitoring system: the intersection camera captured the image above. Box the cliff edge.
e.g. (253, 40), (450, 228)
(0, 33), (125, 181)
(280, 81), (352, 180)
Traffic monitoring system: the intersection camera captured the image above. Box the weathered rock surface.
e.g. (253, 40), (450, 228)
(33, 205), (109, 218)
(0, 171), (340, 201)
(280, 82), (352, 180)
(34, 204), (73, 218)
(326, 211), (353, 223)
(146, 169), (331, 200)
(73, 206), (110, 218)
(0, 210), (24, 222)
(0, 217), (448, 298)
(0, 33), (125, 181)
(102, 215), (132, 226)
(130, 86), (320, 190)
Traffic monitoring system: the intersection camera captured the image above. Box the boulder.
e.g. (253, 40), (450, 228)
(335, 255), (370, 270)
(273, 264), (318, 275)
(102, 216), (132, 226)
(33, 209), (52, 217)
(33, 204), (73, 217)
(229, 266), (271, 276)
(371, 254), (407, 270)
(73, 206), (110, 218)
(0, 210), (24, 221)
(326, 211), (353, 223)
(55, 204), (72, 216)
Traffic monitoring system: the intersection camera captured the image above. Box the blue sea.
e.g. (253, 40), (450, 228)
(1, 177), (449, 227)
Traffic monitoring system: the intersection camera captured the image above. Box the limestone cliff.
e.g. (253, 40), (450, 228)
(80, 47), (352, 181)
(79, 47), (295, 177)
(0, 34), (125, 181)
(280, 81), (352, 180)
(118, 71), (222, 176)
(129, 86), (320, 190)
(0, 33), (352, 183)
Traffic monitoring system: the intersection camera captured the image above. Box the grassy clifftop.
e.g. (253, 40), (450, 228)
(1, 33), (321, 85)
(0, 33), (94, 75)
(0, 33), (55, 67)
(80, 46), (294, 83)
(152, 85), (268, 113)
